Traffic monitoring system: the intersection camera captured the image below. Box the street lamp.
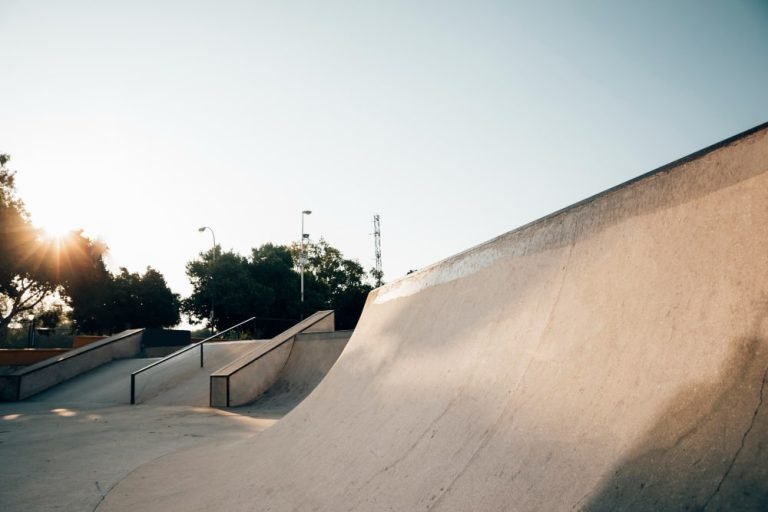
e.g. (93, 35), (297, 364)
(198, 226), (216, 334)
(300, 210), (312, 319)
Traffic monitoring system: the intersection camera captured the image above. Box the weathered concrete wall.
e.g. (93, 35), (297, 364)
(100, 123), (768, 511)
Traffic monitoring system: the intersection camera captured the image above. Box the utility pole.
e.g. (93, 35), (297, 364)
(198, 226), (216, 335)
(373, 214), (383, 287)
(300, 210), (312, 319)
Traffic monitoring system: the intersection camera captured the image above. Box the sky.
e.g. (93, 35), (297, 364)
(1, 0), (767, 324)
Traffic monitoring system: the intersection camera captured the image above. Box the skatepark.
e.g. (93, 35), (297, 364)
(2, 122), (768, 511)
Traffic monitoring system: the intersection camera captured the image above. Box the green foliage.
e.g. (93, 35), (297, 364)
(186, 238), (373, 335)
(67, 266), (181, 334)
(0, 154), (181, 337)
(183, 245), (292, 336)
(300, 238), (373, 329)
(0, 155), (64, 333)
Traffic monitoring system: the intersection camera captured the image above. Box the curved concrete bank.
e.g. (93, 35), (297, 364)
(100, 123), (768, 511)
(237, 330), (352, 416)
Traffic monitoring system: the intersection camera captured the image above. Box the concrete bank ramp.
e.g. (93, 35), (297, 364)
(0, 329), (144, 401)
(28, 358), (159, 406)
(99, 123), (768, 511)
(137, 340), (264, 406)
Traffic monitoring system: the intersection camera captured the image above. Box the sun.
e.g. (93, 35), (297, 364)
(40, 223), (75, 242)
(35, 213), (77, 242)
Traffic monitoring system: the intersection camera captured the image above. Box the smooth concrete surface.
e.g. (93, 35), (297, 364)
(0, 331), (348, 511)
(0, 402), (274, 512)
(96, 124), (768, 511)
(237, 330), (352, 416)
(210, 310), (335, 407)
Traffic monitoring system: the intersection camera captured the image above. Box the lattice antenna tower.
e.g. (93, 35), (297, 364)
(373, 214), (383, 287)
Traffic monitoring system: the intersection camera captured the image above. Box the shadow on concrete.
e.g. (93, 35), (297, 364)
(583, 333), (768, 511)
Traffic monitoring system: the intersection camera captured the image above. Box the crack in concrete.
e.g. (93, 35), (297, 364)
(701, 363), (768, 511)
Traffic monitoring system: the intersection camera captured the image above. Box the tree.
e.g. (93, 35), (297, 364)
(0, 154), (71, 335)
(291, 238), (373, 329)
(66, 262), (181, 334)
(182, 247), (274, 333)
(184, 240), (374, 336)
(0, 154), (180, 337)
(110, 267), (181, 329)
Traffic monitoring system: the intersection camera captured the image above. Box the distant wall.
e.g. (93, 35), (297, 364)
(0, 349), (70, 367)
(73, 336), (107, 348)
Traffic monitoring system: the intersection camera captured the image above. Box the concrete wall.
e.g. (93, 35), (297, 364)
(95, 124), (768, 511)
(72, 335), (107, 348)
(210, 311), (335, 407)
(0, 349), (70, 366)
(0, 329), (144, 401)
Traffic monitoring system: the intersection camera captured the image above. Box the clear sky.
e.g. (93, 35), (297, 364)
(1, 0), (767, 321)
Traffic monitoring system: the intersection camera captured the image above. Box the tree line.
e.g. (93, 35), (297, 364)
(0, 154), (376, 341)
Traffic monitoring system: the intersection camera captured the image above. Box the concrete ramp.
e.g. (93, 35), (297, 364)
(28, 358), (159, 406)
(0, 329), (144, 401)
(137, 340), (264, 406)
(100, 123), (768, 511)
(239, 330), (351, 416)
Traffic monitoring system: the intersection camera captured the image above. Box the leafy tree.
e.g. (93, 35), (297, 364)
(111, 267), (181, 329)
(0, 154), (180, 337)
(183, 247), (274, 333)
(67, 264), (181, 334)
(289, 238), (373, 329)
(0, 155), (92, 335)
(184, 240), (374, 336)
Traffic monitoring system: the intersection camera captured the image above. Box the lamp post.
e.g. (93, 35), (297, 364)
(26, 314), (35, 348)
(198, 226), (216, 334)
(300, 210), (312, 319)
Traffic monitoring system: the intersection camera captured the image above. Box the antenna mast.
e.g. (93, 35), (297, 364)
(373, 214), (383, 287)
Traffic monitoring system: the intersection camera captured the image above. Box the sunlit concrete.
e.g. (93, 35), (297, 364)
(95, 123), (768, 511)
(0, 328), (351, 512)
(0, 401), (275, 512)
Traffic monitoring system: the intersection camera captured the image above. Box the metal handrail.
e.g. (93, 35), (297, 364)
(130, 317), (256, 404)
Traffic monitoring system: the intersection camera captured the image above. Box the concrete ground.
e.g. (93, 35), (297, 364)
(0, 401), (275, 512)
(5, 125), (768, 512)
(0, 332), (349, 511)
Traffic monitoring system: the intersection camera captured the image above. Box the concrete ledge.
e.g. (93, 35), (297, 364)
(210, 311), (335, 407)
(0, 329), (144, 401)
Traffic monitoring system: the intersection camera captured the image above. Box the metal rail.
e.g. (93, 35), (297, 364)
(130, 317), (255, 404)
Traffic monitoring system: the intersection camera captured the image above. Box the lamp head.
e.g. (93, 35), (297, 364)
(302, 210), (312, 215)
(198, 227), (206, 232)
